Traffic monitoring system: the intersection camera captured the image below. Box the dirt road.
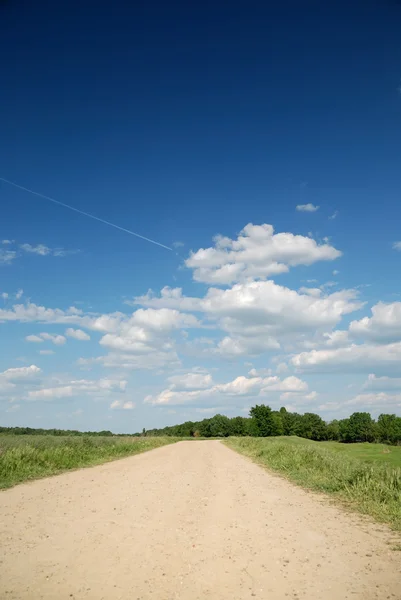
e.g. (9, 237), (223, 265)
(0, 441), (399, 599)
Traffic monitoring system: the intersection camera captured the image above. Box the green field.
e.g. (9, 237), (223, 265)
(0, 435), (177, 489)
(225, 436), (401, 532)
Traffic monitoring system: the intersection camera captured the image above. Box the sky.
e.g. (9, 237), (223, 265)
(1, 0), (401, 433)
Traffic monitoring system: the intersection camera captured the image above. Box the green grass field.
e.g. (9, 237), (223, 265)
(0, 435), (178, 489)
(225, 436), (401, 532)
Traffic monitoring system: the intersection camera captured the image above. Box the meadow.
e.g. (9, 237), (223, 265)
(0, 434), (177, 489)
(225, 436), (401, 532)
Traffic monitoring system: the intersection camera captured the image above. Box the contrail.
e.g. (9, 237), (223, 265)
(0, 176), (173, 251)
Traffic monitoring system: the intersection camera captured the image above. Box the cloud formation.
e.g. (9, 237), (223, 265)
(185, 223), (340, 284)
(296, 203), (319, 212)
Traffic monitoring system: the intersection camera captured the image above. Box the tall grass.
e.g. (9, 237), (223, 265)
(225, 437), (401, 531)
(0, 435), (178, 489)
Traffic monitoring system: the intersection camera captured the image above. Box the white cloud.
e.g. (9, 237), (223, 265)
(296, 203), (320, 212)
(392, 241), (401, 251)
(40, 333), (67, 345)
(248, 367), (272, 377)
(349, 302), (401, 343)
(172, 241), (184, 248)
(132, 287), (202, 312)
(16, 289), (23, 300)
(20, 244), (51, 256)
(66, 328), (90, 341)
(298, 287), (322, 298)
(110, 400), (135, 410)
(39, 350), (55, 355)
(25, 335), (44, 343)
(291, 342), (401, 373)
(28, 378), (127, 401)
(1, 365), (41, 381)
(167, 372), (213, 390)
(1, 292), (8, 300)
(29, 386), (74, 400)
(136, 279), (362, 359)
(0, 250), (17, 265)
(2, 240), (14, 245)
(362, 374), (401, 391)
(329, 210), (339, 220)
(203, 281), (362, 356)
(345, 392), (401, 410)
(322, 330), (349, 348)
(20, 244), (79, 257)
(144, 373), (309, 406)
(185, 223), (341, 284)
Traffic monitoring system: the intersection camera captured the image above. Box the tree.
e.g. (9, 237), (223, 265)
(299, 413), (327, 441)
(230, 416), (247, 436)
(326, 420), (340, 441)
(209, 414), (231, 437)
(340, 413), (375, 442)
(249, 404), (275, 437)
(377, 414), (401, 445)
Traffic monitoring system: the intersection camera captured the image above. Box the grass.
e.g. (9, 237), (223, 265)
(319, 440), (401, 468)
(0, 435), (178, 489)
(225, 436), (401, 532)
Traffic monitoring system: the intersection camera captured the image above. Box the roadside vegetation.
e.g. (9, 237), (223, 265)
(138, 406), (401, 446)
(0, 435), (177, 489)
(225, 436), (401, 531)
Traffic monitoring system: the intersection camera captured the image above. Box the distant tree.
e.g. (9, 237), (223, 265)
(230, 416), (247, 436)
(326, 420), (340, 441)
(271, 411), (284, 436)
(340, 413), (375, 442)
(142, 428), (146, 437)
(209, 414), (231, 437)
(299, 413), (328, 441)
(377, 414), (401, 445)
(249, 404), (275, 437)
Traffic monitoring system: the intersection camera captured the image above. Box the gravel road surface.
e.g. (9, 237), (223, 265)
(0, 440), (400, 599)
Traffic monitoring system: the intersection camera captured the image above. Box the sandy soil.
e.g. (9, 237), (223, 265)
(0, 440), (400, 600)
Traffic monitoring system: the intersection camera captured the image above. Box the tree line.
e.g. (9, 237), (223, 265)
(2, 406), (400, 444)
(142, 406), (401, 445)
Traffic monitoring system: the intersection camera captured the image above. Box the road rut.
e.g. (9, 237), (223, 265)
(0, 440), (400, 599)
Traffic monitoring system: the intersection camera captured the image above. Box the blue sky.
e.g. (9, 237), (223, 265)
(1, 0), (401, 432)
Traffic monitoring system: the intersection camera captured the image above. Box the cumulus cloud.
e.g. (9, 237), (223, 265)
(291, 342), (401, 374)
(110, 400), (135, 410)
(28, 378), (127, 401)
(345, 392), (401, 410)
(66, 328), (90, 341)
(298, 287), (322, 298)
(144, 373), (309, 405)
(25, 335), (44, 343)
(296, 203), (320, 212)
(167, 372), (213, 390)
(20, 244), (79, 257)
(349, 302), (401, 343)
(362, 374), (401, 391)
(2, 365), (41, 381)
(26, 332), (66, 345)
(136, 280), (362, 359)
(185, 223), (341, 285)
(0, 249), (17, 265)
(2, 303), (199, 369)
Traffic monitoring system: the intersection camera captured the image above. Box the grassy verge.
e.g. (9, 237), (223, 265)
(0, 435), (178, 489)
(225, 436), (401, 531)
